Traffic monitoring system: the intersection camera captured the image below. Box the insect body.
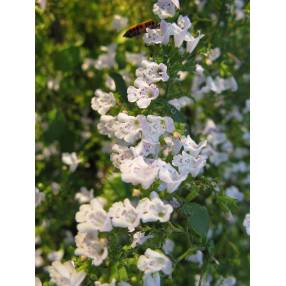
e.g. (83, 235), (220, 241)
(123, 20), (159, 38)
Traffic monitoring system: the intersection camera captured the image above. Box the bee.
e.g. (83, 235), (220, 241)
(123, 20), (159, 38)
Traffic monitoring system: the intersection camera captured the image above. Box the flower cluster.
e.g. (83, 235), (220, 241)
(202, 119), (233, 166)
(48, 261), (86, 286)
(127, 60), (169, 108)
(192, 64), (238, 100)
(144, 10), (204, 55)
(96, 112), (207, 192)
(74, 193), (173, 266)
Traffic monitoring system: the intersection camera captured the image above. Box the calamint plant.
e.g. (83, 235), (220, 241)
(35, 0), (249, 285)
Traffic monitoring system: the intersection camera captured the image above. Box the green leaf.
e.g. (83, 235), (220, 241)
(53, 46), (81, 72)
(118, 266), (128, 280)
(186, 190), (200, 202)
(182, 203), (209, 238)
(43, 110), (75, 151)
(110, 72), (128, 103)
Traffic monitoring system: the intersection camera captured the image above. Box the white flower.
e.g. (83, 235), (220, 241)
(206, 76), (238, 94)
(75, 187), (94, 204)
(51, 182), (60, 194)
(144, 28), (164, 45)
(131, 231), (153, 248)
(203, 119), (217, 134)
(186, 33), (205, 54)
(168, 15), (199, 50)
(225, 76), (238, 91)
(76, 198), (112, 233)
(158, 161), (187, 193)
(38, 0), (46, 10)
(168, 96), (192, 110)
(35, 277), (42, 286)
(206, 48), (221, 64)
(48, 261), (86, 286)
(162, 239), (174, 254)
(47, 249), (64, 262)
(172, 151), (206, 177)
(195, 0), (207, 11)
(138, 115), (175, 144)
(75, 231), (108, 266)
(144, 20), (173, 46)
(177, 15), (192, 30)
(163, 135), (182, 156)
(143, 273), (160, 286)
(94, 44), (117, 70)
(136, 61), (169, 84)
(235, 0), (245, 20)
(153, 0), (180, 19)
(225, 186), (244, 202)
(120, 156), (159, 189)
(62, 152), (81, 172)
(177, 70), (188, 81)
(111, 144), (134, 168)
(105, 75), (116, 91)
(112, 15), (128, 31)
(127, 78), (159, 108)
(47, 78), (60, 91)
(191, 65), (209, 99)
(171, 24), (189, 48)
(35, 188), (45, 207)
(225, 211), (237, 224)
(217, 276), (237, 286)
(243, 213), (250, 235)
(181, 135), (207, 157)
(97, 115), (116, 138)
(114, 113), (142, 144)
(91, 89), (116, 115)
(186, 250), (203, 266)
(137, 248), (172, 275)
(98, 113), (142, 144)
(35, 249), (44, 268)
(125, 52), (146, 66)
(137, 194), (173, 223)
(131, 140), (160, 158)
(195, 274), (212, 286)
(109, 199), (140, 232)
(207, 132), (229, 147)
(202, 122), (233, 166)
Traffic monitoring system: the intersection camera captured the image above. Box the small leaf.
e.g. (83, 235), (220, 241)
(118, 266), (128, 280)
(182, 203), (209, 238)
(110, 72), (128, 103)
